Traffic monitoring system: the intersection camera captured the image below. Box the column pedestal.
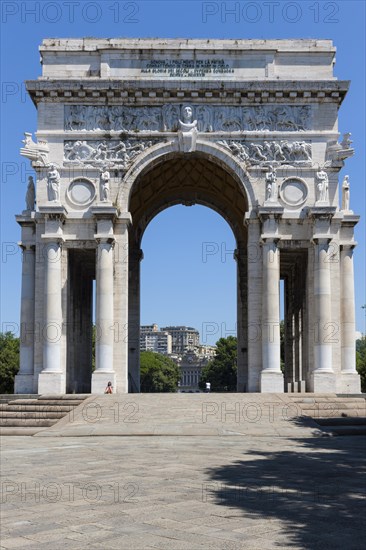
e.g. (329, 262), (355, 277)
(91, 372), (117, 394)
(260, 371), (284, 393)
(38, 372), (66, 395)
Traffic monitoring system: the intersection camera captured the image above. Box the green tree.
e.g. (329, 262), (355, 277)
(0, 332), (20, 393)
(356, 337), (366, 393)
(140, 351), (180, 392)
(199, 336), (237, 392)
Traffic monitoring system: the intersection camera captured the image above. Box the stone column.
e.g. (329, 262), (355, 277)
(91, 239), (116, 393)
(128, 246), (143, 393)
(14, 245), (35, 393)
(260, 238), (284, 392)
(38, 240), (65, 394)
(310, 238), (336, 392)
(340, 244), (361, 392)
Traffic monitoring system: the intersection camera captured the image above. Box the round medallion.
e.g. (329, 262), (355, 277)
(280, 178), (308, 207)
(67, 178), (96, 207)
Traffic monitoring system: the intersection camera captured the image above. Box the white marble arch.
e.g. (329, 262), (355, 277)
(118, 139), (256, 214)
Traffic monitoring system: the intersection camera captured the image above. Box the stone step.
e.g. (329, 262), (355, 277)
(325, 425), (366, 436)
(316, 417), (366, 426)
(0, 427), (46, 436)
(0, 418), (58, 427)
(0, 395), (88, 435)
(37, 394), (90, 400)
(0, 411), (65, 419)
(302, 409), (366, 418)
(0, 404), (76, 413)
(298, 403), (366, 410)
(5, 399), (83, 407)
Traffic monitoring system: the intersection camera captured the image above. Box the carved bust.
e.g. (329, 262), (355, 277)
(179, 105), (197, 132)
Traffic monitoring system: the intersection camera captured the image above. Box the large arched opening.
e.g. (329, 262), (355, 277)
(126, 153), (250, 392)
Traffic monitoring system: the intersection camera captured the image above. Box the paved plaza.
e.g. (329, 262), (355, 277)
(1, 431), (365, 550)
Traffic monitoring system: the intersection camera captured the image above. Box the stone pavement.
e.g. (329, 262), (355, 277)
(1, 432), (365, 549)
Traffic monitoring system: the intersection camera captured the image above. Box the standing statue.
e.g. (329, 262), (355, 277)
(25, 176), (35, 211)
(342, 175), (351, 211)
(265, 166), (277, 202)
(178, 105), (198, 152)
(100, 169), (110, 202)
(316, 169), (329, 203)
(47, 164), (60, 202)
(341, 132), (352, 149)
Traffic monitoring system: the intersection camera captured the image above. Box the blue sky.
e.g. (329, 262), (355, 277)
(1, 0), (365, 345)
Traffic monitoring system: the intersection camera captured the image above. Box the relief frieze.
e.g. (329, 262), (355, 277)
(217, 139), (312, 166)
(65, 104), (311, 133)
(64, 139), (161, 169)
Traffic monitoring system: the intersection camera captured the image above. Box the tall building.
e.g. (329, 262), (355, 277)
(140, 330), (172, 355)
(160, 326), (200, 354)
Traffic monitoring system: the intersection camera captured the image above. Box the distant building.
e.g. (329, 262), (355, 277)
(141, 324), (159, 334)
(160, 326), (200, 354)
(140, 330), (172, 355)
(139, 324), (216, 389)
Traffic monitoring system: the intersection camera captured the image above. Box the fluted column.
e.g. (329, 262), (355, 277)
(92, 239), (116, 393)
(260, 238), (284, 392)
(14, 245), (35, 393)
(38, 240), (65, 394)
(340, 244), (361, 392)
(310, 238), (336, 392)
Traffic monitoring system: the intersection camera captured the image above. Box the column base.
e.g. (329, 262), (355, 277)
(14, 374), (34, 394)
(339, 372), (361, 394)
(309, 371), (336, 393)
(38, 372), (65, 395)
(260, 371), (284, 393)
(92, 372), (116, 394)
(286, 381), (307, 393)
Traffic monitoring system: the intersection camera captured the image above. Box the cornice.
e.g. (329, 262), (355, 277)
(25, 79), (349, 106)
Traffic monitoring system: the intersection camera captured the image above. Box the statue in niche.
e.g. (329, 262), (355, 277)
(342, 175), (351, 211)
(178, 105), (198, 152)
(25, 176), (35, 211)
(100, 169), (110, 202)
(265, 166), (277, 202)
(47, 164), (60, 202)
(316, 169), (329, 203)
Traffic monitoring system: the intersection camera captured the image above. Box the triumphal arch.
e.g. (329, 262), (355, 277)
(15, 38), (360, 395)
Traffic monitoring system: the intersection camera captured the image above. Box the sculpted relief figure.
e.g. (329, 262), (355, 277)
(265, 166), (278, 203)
(316, 169), (329, 203)
(178, 105), (198, 152)
(100, 169), (110, 202)
(64, 139), (158, 169)
(47, 164), (60, 202)
(342, 175), (351, 211)
(162, 104), (181, 131)
(196, 105), (214, 132)
(218, 138), (312, 167)
(25, 176), (35, 211)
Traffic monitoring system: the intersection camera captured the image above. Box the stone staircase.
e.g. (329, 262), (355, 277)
(0, 395), (89, 436)
(286, 394), (366, 435)
(1, 393), (365, 437)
